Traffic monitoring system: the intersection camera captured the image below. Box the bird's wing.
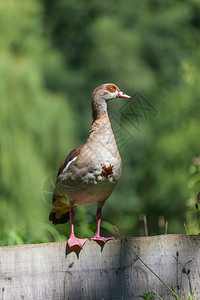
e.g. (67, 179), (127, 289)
(57, 145), (84, 177)
(49, 145), (84, 225)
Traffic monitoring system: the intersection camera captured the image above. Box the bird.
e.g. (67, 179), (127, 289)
(49, 83), (131, 251)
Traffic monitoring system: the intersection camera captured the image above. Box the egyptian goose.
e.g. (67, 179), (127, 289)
(49, 83), (131, 251)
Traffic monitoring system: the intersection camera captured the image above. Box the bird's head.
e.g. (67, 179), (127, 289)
(92, 83), (131, 102)
(91, 83), (131, 120)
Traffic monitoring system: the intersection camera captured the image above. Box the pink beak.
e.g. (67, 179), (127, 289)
(118, 91), (131, 99)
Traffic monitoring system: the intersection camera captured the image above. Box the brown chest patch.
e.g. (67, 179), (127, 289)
(101, 163), (114, 178)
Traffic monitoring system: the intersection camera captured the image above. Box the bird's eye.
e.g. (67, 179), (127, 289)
(109, 86), (116, 92)
(106, 85), (116, 93)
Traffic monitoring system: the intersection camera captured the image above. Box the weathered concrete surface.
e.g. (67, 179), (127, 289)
(0, 235), (200, 300)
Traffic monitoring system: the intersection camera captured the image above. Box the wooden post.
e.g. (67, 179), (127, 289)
(0, 235), (200, 299)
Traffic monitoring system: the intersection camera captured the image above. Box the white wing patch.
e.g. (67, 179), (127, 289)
(62, 156), (77, 174)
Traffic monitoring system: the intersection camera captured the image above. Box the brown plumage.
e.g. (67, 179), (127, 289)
(49, 83), (131, 250)
(56, 146), (83, 177)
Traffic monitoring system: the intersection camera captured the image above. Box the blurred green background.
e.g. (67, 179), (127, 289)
(1, 0), (200, 245)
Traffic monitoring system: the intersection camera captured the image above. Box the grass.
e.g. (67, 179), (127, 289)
(138, 291), (195, 300)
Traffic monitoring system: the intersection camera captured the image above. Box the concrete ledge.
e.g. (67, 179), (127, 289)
(0, 235), (200, 299)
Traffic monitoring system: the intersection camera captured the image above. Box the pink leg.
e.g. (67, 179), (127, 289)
(91, 207), (115, 245)
(67, 207), (88, 250)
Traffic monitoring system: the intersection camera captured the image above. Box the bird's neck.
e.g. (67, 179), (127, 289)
(88, 114), (115, 147)
(91, 96), (107, 121)
(89, 96), (116, 148)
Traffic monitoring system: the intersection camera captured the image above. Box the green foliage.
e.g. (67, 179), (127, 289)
(185, 157), (200, 233)
(138, 291), (195, 300)
(1, 0), (200, 245)
(0, 0), (75, 243)
(187, 292), (195, 300)
(41, 0), (200, 237)
(138, 291), (156, 299)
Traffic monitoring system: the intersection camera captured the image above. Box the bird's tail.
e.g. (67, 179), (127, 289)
(49, 208), (70, 225)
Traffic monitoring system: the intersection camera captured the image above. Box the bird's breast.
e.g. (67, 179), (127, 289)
(75, 142), (122, 184)
(55, 119), (122, 205)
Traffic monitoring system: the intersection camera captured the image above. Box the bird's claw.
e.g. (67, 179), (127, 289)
(91, 236), (115, 246)
(67, 236), (88, 252)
